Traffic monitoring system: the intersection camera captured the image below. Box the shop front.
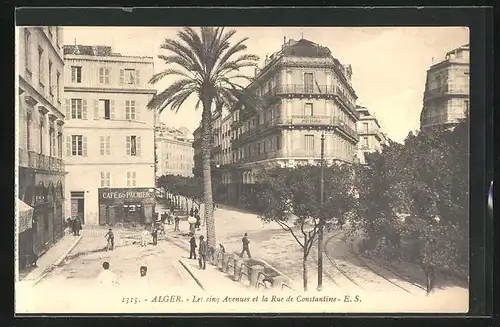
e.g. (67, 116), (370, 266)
(98, 188), (156, 226)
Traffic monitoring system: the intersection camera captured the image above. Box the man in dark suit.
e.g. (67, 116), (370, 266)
(198, 235), (207, 270)
(189, 235), (197, 259)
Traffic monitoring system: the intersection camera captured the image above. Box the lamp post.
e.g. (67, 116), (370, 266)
(317, 132), (325, 291)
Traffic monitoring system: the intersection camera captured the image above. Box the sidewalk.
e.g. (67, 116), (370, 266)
(19, 233), (83, 286)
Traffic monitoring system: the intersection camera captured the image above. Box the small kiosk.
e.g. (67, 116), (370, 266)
(98, 188), (155, 225)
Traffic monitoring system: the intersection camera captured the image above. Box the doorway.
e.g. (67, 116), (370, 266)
(123, 202), (144, 224)
(70, 191), (85, 224)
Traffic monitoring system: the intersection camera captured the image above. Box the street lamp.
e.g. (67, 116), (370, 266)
(317, 132), (325, 291)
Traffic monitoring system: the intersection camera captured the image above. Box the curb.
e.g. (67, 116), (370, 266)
(178, 259), (205, 291)
(32, 235), (83, 287)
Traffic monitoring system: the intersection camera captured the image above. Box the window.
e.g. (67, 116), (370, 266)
(276, 135), (281, 150)
(71, 135), (87, 156)
(38, 47), (44, 85)
(56, 71), (60, 101)
(50, 128), (56, 157)
(24, 29), (31, 72)
(71, 99), (85, 119)
(362, 137), (369, 148)
(257, 142), (261, 155)
(99, 67), (110, 84)
(125, 100), (136, 120)
(39, 118), (44, 154)
(363, 122), (369, 134)
(304, 103), (313, 116)
(122, 69), (138, 85)
(127, 172), (137, 187)
(98, 99), (112, 120)
(57, 133), (62, 158)
(100, 136), (111, 155)
(126, 135), (141, 156)
(304, 73), (314, 93)
(71, 66), (82, 83)
(48, 60), (53, 95)
(100, 172), (111, 187)
(305, 135), (315, 153)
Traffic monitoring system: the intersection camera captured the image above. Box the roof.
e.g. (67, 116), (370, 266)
(280, 38), (332, 58)
(63, 44), (153, 59)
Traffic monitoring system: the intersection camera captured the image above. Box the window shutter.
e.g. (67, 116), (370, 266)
(120, 69), (124, 85)
(105, 68), (110, 84)
(100, 136), (105, 155)
(125, 101), (130, 120)
(131, 100), (136, 120)
(126, 136), (131, 155)
(82, 136), (88, 156)
(136, 136), (141, 156)
(106, 172), (111, 186)
(126, 172), (130, 186)
(71, 67), (75, 83)
(132, 172), (137, 186)
(66, 135), (71, 156)
(100, 172), (105, 186)
(82, 100), (88, 119)
(99, 67), (104, 84)
(65, 99), (70, 119)
(94, 99), (99, 119)
(110, 100), (115, 120)
(136, 70), (140, 85)
(106, 136), (111, 155)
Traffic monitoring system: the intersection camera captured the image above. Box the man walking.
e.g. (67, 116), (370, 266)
(198, 235), (207, 270)
(189, 235), (197, 259)
(194, 213), (201, 230)
(73, 217), (82, 236)
(240, 233), (251, 258)
(105, 228), (114, 251)
(151, 227), (158, 246)
(174, 216), (180, 231)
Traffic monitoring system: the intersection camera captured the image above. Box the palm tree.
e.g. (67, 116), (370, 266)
(147, 27), (260, 248)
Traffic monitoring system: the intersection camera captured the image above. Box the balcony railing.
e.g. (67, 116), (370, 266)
(424, 85), (469, 98)
(18, 148), (65, 172)
(236, 150), (283, 164)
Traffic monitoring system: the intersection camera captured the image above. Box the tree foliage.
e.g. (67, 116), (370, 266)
(255, 164), (357, 291)
(350, 117), (469, 281)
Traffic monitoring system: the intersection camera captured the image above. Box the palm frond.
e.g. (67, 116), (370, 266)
(149, 68), (194, 85)
(147, 78), (197, 112)
(161, 39), (205, 74)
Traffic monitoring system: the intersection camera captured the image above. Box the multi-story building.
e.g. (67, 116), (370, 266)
(63, 45), (156, 226)
(193, 38), (360, 204)
(355, 106), (388, 164)
(17, 27), (66, 269)
(155, 123), (194, 178)
(420, 44), (470, 131)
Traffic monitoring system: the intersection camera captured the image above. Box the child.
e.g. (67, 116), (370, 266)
(141, 228), (149, 247)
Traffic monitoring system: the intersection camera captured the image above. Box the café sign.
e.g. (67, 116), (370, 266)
(291, 116), (331, 125)
(99, 188), (155, 200)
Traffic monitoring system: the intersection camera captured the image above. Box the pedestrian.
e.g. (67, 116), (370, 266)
(219, 243), (226, 254)
(105, 228), (114, 251)
(189, 207), (194, 217)
(151, 227), (158, 246)
(240, 233), (251, 258)
(72, 217), (82, 236)
(65, 217), (73, 235)
(189, 235), (197, 260)
(194, 207), (199, 217)
(97, 261), (119, 288)
(167, 212), (173, 225)
(198, 235), (207, 270)
(174, 216), (180, 231)
(195, 213), (201, 230)
(140, 228), (148, 247)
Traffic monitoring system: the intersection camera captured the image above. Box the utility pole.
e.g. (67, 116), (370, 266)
(317, 133), (325, 291)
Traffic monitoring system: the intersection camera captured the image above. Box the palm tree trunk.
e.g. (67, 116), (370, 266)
(201, 98), (216, 248)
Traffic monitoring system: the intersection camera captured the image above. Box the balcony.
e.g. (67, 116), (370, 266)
(18, 148), (65, 173)
(424, 85), (469, 99)
(236, 150), (283, 164)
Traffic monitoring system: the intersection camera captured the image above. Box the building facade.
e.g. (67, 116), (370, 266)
(17, 27), (66, 268)
(355, 106), (388, 164)
(63, 45), (156, 226)
(155, 123), (194, 178)
(420, 44), (470, 131)
(193, 38), (360, 205)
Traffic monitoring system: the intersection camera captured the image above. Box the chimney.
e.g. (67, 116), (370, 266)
(254, 67), (258, 77)
(284, 36), (286, 44)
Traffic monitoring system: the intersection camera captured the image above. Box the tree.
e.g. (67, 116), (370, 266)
(148, 27), (259, 248)
(255, 164), (356, 291)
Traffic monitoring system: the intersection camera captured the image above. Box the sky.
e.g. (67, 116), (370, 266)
(63, 26), (469, 143)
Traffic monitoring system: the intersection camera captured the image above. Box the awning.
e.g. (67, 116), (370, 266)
(17, 198), (34, 233)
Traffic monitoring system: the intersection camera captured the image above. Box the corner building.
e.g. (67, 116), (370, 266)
(155, 123), (194, 178)
(355, 106), (388, 164)
(420, 44), (469, 131)
(197, 38), (360, 204)
(17, 27), (66, 267)
(63, 45), (156, 226)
